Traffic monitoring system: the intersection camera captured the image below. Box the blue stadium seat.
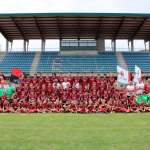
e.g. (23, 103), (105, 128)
(37, 52), (117, 73)
(3, 51), (150, 73)
(0, 52), (35, 73)
(122, 52), (150, 73)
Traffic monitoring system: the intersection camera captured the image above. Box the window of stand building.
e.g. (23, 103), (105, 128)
(79, 39), (96, 47)
(61, 39), (78, 47)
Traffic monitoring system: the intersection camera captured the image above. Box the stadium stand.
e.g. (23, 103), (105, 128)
(1, 52), (150, 74)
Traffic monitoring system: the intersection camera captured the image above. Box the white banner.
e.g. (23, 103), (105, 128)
(117, 65), (131, 84)
(134, 65), (142, 84)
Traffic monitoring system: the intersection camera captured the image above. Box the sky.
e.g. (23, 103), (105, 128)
(0, 0), (150, 51)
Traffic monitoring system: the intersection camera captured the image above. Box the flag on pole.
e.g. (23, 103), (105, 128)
(11, 68), (23, 78)
(10, 68), (23, 84)
(117, 65), (131, 84)
(134, 65), (142, 84)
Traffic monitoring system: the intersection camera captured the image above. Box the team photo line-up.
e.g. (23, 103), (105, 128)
(0, 65), (149, 113)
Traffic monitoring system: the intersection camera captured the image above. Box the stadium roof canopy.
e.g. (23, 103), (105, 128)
(1, 13), (150, 41)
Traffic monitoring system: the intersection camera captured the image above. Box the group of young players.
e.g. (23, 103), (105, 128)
(0, 74), (150, 113)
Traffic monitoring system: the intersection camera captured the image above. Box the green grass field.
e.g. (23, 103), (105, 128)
(0, 113), (150, 150)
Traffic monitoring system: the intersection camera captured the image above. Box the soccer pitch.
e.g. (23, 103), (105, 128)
(0, 113), (150, 150)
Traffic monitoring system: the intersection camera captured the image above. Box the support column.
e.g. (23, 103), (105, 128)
(149, 41), (150, 52)
(41, 39), (45, 52)
(24, 40), (29, 52)
(23, 40), (27, 52)
(96, 38), (105, 52)
(144, 40), (146, 51)
(6, 40), (9, 52)
(59, 39), (62, 50)
(131, 40), (134, 52)
(78, 38), (80, 47)
(59, 39), (61, 47)
(10, 41), (13, 51)
(27, 41), (29, 52)
(111, 39), (116, 52)
(128, 40), (130, 51)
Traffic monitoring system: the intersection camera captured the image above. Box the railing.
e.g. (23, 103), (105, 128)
(60, 46), (96, 51)
(105, 47), (148, 52)
(4, 48), (60, 52)
(61, 39), (96, 47)
(1, 47), (149, 52)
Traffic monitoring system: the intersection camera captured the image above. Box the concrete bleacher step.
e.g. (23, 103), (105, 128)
(52, 58), (61, 72)
(29, 51), (41, 75)
(0, 52), (6, 62)
(116, 52), (128, 70)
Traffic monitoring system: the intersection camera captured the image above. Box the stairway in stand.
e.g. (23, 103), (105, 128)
(0, 52), (6, 63)
(52, 57), (61, 72)
(116, 52), (128, 69)
(29, 51), (41, 75)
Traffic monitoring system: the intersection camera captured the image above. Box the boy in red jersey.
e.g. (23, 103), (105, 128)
(78, 102), (86, 113)
(98, 104), (107, 113)
(144, 81), (150, 94)
(69, 101), (77, 113)
(53, 99), (63, 113)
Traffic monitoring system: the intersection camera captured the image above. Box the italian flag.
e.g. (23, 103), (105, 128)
(136, 93), (150, 105)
